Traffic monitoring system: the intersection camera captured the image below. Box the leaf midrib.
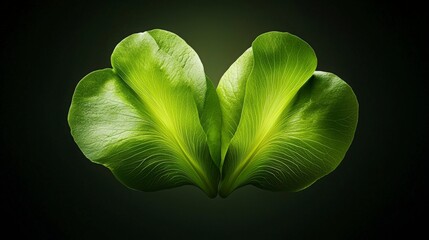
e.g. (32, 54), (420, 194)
(225, 82), (304, 191)
(130, 81), (215, 194)
(114, 69), (215, 195)
(146, 32), (215, 194)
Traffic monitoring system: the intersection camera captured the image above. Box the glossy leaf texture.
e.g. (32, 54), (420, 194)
(217, 32), (358, 197)
(68, 30), (220, 197)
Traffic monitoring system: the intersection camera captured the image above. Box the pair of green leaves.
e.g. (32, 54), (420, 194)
(68, 29), (358, 198)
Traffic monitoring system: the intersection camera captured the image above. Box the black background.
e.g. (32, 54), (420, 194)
(3, 0), (427, 239)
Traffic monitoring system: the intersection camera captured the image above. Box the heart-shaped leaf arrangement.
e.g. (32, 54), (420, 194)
(68, 29), (358, 198)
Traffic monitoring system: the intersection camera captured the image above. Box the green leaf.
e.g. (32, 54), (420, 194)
(218, 32), (358, 197)
(68, 30), (219, 197)
(217, 48), (254, 168)
(200, 77), (222, 167)
(69, 29), (358, 198)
